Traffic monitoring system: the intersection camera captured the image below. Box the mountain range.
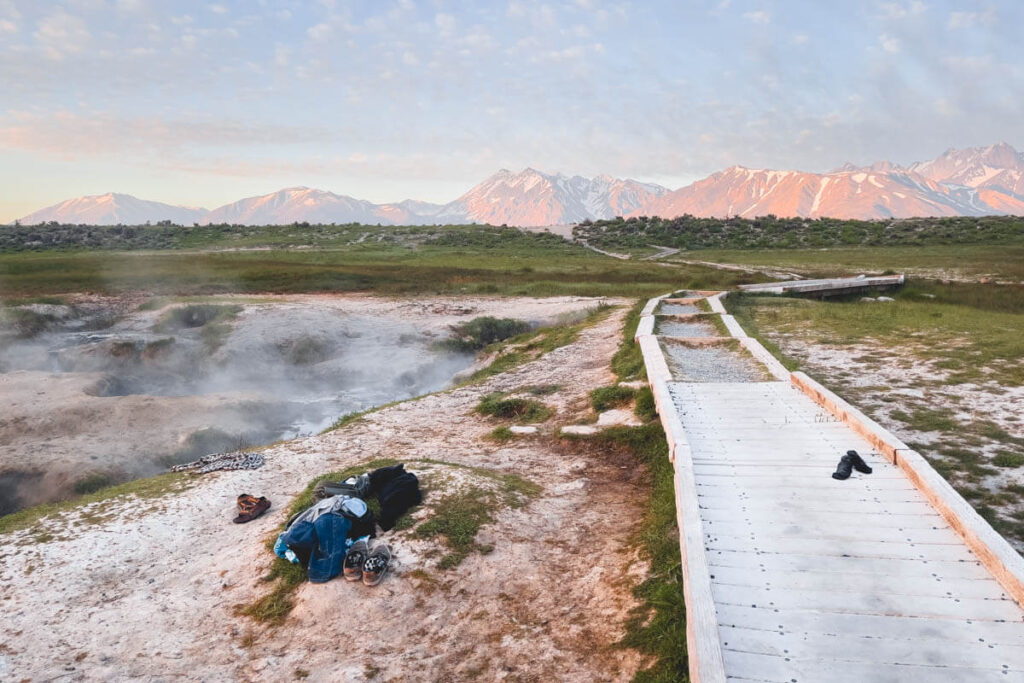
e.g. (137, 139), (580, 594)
(14, 143), (1024, 227)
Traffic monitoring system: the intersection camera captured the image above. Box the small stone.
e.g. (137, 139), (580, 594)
(508, 425), (537, 435)
(561, 425), (599, 436)
(876, 296), (895, 302)
(859, 297), (876, 302)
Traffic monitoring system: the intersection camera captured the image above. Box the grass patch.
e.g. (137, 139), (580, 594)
(0, 471), (194, 536)
(890, 408), (959, 433)
(475, 393), (552, 423)
(993, 451), (1024, 468)
(0, 225), (759, 299)
(522, 384), (561, 395)
(590, 385), (637, 412)
(414, 486), (495, 569)
(611, 299), (647, 381)
(634, 386), (657, 422)
(440, 316), (532, 352)
(72, 472), (115, 495)
(488, 426), (515, 443)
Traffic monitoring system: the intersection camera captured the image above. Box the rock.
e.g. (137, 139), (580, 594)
(876, 296), (895, 302)
(618, 380), (648, 390)
(920, 293), (936, 299)
(596, 408), (642, 427)
(561, 425), (599, 436)
(860, 297), (876, 303)
(508, 425), (537, 435)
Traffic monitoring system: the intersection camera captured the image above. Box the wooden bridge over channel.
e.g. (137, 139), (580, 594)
(636, 280), (1024, 682)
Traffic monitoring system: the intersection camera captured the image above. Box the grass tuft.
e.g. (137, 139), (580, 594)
(475, 393), (552, 423)
(590, 385), (637, 412)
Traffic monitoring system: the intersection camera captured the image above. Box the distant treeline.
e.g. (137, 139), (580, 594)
(574, 215), (1024, 250)
(0, 221), (569, 253)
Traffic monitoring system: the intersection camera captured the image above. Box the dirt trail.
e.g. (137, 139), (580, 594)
(0, 306), (650, 681)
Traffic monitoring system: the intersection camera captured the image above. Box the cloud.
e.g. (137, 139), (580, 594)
(948, 9), (995, 30)
(742, 11), (771, 24)
(879, 33), (901, 53)
(0, 112), (329, 161)
(0, 19), (17, 34)
(34, 11), (92, 60)
(209, 4), (227, 15)
(878, 1), (926, 19)
(435, 13), (456, 38)
(307, 22), (332, 41)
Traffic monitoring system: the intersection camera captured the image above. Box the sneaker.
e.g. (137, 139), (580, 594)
(343, 539), (369, 582)
(362, 544), (391, 587)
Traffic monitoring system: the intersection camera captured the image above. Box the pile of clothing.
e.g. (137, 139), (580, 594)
(274, 463), (422, 586)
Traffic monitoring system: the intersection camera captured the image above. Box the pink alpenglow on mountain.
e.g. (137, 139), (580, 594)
(13, 143), (1024, 226)
(634, 144), (1024, 220)
(442, 169), (668, 227)
(17, 193), (207, 226)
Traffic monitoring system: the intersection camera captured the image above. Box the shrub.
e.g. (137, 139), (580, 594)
(442, 316), (532, 352)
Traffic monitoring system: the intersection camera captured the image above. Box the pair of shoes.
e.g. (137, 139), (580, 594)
(343, 540), (392, 586)
(832, 450), (873, 480)
(233, 494), (270, 523)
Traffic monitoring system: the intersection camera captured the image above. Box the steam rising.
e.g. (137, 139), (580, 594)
(0, 301), (475, 515)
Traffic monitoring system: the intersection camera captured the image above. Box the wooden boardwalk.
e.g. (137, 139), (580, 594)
(637, 286), (1024, 682)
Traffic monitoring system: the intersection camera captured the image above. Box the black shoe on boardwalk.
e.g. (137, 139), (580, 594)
(832, 455), (854, 480)
(846, 450), (873, 474)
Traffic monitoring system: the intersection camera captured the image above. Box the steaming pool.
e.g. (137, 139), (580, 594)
(0, 295), (596, 515)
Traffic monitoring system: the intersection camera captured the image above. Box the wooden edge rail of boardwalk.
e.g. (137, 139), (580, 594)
(636, 277), (1024, 683)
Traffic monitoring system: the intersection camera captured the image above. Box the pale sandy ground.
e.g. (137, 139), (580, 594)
(769, 335), (1024, 552)
(0, 294), (612, 509)
(0, 304), (652, 681)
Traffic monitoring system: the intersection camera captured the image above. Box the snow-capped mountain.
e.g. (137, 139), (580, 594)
(635, 144), (1024, 220)
(441, 168), (668, 226)
(202, 187), (405, 226)
(11, 144), (1024, 226)
(16, 193), (207, 226)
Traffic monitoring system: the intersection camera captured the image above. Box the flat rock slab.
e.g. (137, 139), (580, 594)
(561, 425), (600, 435)
(596, 408), (642, 427)
(508, 425), (538, 435)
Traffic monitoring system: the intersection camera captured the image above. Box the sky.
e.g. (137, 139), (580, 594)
(1, 0), (1022, 221)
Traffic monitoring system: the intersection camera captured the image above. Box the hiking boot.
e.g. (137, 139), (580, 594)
(832, 455), (854, 481)
(343, 539), (369, 582)
(362, 544), (391, 587)
(846, 450), (873, 474)
(233, 494), (270, 523)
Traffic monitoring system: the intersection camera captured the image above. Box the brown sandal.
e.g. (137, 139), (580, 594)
(233, 494), (271, 523)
